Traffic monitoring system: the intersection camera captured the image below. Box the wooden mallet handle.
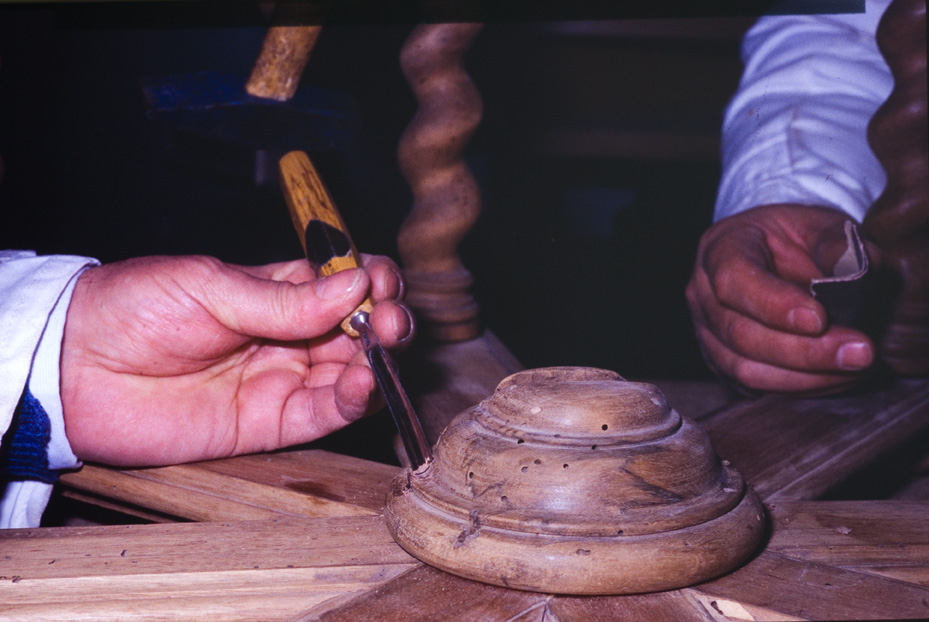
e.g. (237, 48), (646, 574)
(246, 25), (321, 102)
(279, 150), (374, 337)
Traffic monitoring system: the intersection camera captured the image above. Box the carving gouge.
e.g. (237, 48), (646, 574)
(279, 150), (433, 468)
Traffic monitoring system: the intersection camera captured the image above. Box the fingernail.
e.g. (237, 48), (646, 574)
(317, 269), (363, 300)
(397, 304), (415, 342)
(837, 342), (873, 370)
(788, 307), (823, 334)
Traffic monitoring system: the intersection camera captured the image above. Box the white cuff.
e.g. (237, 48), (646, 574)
(0, 251), (99, 528)
(29, 267), (88, 472)
(714, 0), (893, 223)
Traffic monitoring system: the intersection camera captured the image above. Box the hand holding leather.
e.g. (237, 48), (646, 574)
(686, 204), (879, 394)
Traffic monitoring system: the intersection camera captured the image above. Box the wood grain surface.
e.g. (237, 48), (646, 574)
(59, 450), (400, 522)
(698, 378), (929, 501)
(49, 374), (929, 621)
(0, 515), (417, 622)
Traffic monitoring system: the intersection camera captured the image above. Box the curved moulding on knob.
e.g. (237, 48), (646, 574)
(384, 367), (766, 595)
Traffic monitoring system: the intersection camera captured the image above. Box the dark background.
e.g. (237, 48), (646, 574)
(0, 4), (756, 386)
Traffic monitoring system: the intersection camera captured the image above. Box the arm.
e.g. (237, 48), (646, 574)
(689, 0), (893, 394)
(715, 0), (893, 223)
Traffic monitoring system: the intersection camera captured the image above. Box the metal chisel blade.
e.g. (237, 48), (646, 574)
(351, 311), (432, 469)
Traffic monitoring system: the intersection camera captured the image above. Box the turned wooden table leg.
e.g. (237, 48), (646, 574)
(863, 0), (929, 374)
(397, 23), (484, 342)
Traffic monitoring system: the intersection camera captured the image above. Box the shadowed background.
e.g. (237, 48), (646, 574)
(0, 5), (753, 394)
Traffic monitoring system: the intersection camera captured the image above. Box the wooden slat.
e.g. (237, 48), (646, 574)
(59, 449), (401, 522)
(301, 564), (720, 622)
(680, 589), (802, 621)
(299, 565), (549, 622)
(60, 489), (179, 524)
(698, 378), (929, 501)
(0, 515), (418, 622)
(693, 549), (929, 621)
(548, 590), (718, 622)
(767, 500), (929, 586)
(194, 450), (401, 512)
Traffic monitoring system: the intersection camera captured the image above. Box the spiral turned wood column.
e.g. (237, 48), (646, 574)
(863, 0), (929, 374)
(397, 23), (484, 342)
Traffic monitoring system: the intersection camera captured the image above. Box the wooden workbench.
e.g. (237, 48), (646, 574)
(2, 332), (928, 621)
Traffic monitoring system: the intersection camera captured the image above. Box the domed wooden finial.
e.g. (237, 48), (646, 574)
(384, 367), (765, 594)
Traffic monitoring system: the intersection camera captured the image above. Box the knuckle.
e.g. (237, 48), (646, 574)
(189, 254), (225, 276)
(711, 263), (742, 306)
(721, 313), (751, 353)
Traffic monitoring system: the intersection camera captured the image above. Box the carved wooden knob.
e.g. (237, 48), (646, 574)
(384, 367), (765, 594)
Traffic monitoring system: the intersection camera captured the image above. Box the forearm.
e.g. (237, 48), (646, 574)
(715, 0), (893, 223)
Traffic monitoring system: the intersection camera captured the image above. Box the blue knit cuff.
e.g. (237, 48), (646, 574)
(0, 388), (57, 484)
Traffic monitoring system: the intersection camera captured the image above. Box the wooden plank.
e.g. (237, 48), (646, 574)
(767, 500), (929, 586)
(680, 589), (803, 621)
(548, 590), (718, 622)
(59, 449), (400, 522)
(301, 565), (550, 622)
(693, 549), (929, 620)
(3, 568), (406, 622)
(60, 489), (178, 524)
(304, 566), (725, 622)
(194, 450), (401, 513)
(0, 515), (418, 622)
(698, 378), (929, 501)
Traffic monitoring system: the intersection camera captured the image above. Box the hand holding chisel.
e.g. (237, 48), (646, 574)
(279, 150), (433, 468)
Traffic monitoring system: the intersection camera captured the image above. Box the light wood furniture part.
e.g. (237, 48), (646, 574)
(4, 3), (929, 618)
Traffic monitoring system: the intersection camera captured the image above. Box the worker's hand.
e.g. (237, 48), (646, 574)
(60, 255), (412, 467)
(686, 204), (878, 395)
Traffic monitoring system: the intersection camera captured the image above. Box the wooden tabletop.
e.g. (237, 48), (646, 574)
(3, 334), (928, 621)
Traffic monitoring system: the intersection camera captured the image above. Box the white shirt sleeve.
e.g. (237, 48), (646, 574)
(0, 251), (99, 528)
(714, 0), (894, 223)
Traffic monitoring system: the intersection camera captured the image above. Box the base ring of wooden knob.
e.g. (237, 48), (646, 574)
(384, 367), (766, 595)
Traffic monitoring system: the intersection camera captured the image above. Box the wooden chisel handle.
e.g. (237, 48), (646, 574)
(279, 150), (374, 337)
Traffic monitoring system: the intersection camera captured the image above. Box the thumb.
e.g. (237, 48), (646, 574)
(206, 267), (369, 340)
